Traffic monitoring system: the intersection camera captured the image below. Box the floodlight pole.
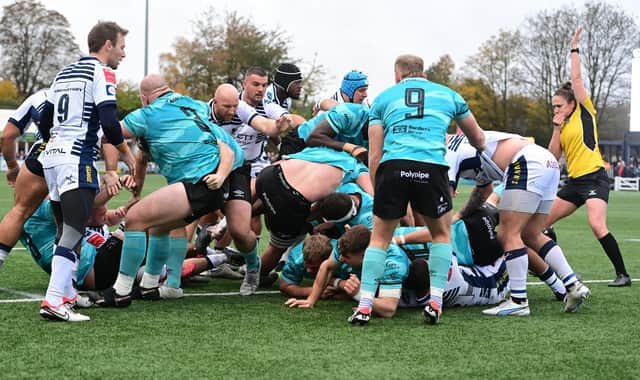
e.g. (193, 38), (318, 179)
(144, 0), (149, 76)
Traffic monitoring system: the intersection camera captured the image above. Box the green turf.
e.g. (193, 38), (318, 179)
(0, 175), (638, 379)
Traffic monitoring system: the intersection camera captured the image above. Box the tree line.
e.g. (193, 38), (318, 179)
(0, 0), (638, 143)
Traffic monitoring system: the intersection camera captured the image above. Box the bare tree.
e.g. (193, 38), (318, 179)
(0, 0), (80, 98)
(521, 1), (640, 126)
(465, 30), (524, 132)
(580, 2), (640, 125)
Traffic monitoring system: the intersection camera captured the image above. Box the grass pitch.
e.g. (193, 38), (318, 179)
(0, 175), (638, 379)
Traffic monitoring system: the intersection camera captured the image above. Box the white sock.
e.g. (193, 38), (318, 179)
(505, 248), (528, 301)
(544, 245), (577, 287)
(113, 273), (135, 296)
(0, 250), (9, 262)
(206, 253), (227, 268)
(45, 255), (74, 306)
(140, 273), (160, 289)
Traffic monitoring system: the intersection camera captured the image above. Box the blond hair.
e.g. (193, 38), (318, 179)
(394, 54), (426, 79)
(302, 234), (333, 262)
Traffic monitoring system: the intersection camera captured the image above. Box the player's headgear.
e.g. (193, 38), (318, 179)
(274, 63), (302, 92)
(341, 70), (368, 101)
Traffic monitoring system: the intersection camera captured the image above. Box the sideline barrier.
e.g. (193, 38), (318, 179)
(614, 176), (640, 191)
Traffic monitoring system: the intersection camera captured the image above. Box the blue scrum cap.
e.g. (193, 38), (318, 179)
(340, 70), (368, 101)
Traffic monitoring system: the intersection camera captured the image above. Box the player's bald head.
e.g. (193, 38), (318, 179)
(212, 83), (240, 121)
(214, 83), (239, 103)
(140, 74), (170, 96)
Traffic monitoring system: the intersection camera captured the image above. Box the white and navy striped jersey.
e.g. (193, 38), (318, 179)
(235, 98), (287, 162)
(443, 255), (509, 307)
(41, 56), (116, 168)
(210, 96), (287, 162)
(314, 89), (370, 115)
(446, 131), (524, 189)
(264, 83), (292, 111)
(8, 89), (48, 138)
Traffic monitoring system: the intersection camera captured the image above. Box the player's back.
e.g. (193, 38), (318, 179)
(48, 57), (112, 141)
(371, 78), (470, 166)
(44, 57), (115, 167)
(9, 89), (48, 137)
(124, 93), (221, 184)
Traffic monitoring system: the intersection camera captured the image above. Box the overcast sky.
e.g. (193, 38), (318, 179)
(5, 0), (640, 99)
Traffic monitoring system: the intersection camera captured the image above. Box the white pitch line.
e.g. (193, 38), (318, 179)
(0, 289), (281, 304)
(0, 298), (40, 303)
(0, 287), (43, 299)
(185, 290), (280, 296)
(0, 278), (635, 305)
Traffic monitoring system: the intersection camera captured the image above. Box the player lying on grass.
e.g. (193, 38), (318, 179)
(19, 175), (136, 297)
(285, 224), (509, 322)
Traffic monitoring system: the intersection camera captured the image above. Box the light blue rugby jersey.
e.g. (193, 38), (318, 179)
(19, 201), (96, 286)
(334, 183), (373, 232)
(393, 226), (431, 259)
(280, 239), (351, 284)
(287, 146), (368, 184)
(392, 224), (475, 266)
(369, 77), (470, 166)
(299, 103), (369, 148)
(123, 92), (240, 184)
(331, 241), (409, 288)
(297, 112), (326, 141)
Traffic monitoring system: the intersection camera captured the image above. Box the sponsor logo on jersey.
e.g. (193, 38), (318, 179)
(106, 84), (116, 96)
(392, 125), (408, 133)
(103, 68), (116, 84)
(85, 165), (93, 183)
(399, 170), (429, 181)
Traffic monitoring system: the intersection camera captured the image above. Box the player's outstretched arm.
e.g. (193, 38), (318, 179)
(570, 27), (588, 104)
(285, 258), (338, 309)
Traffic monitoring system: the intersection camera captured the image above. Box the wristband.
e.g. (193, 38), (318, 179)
(333, 278), (341, 289)
(570, 48), (579, 54)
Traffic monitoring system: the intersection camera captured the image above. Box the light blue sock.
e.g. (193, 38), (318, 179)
(241, 244), (259, 272)
(429, 243), (452, 308)
(357, 247), (387, 309)
(119, 231), (147, 278)
(166, 237), (187, 288)
(146, 235), (170, 275)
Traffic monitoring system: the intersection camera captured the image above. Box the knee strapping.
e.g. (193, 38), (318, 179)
(58, 223), (84, 250)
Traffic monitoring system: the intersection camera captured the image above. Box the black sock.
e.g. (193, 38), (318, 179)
(598, 233), (628, 276)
